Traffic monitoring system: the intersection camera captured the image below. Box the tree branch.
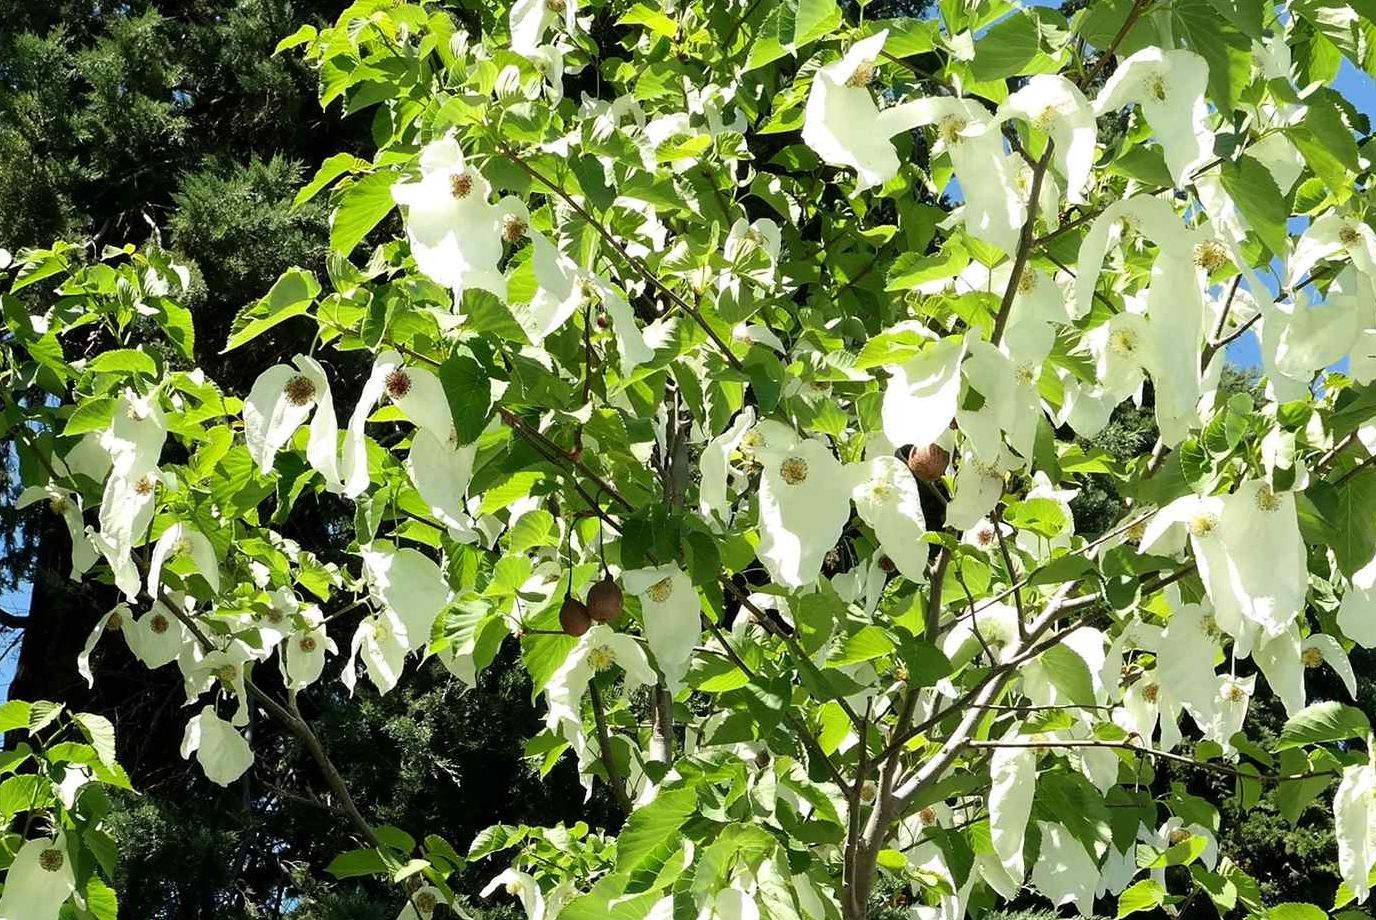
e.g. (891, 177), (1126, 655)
(588, 679), (634, 814)
(992, 145), (1054, 346)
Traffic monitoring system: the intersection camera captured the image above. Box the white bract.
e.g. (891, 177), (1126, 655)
(1094, 47), (1213, 186)
(181, 705), (255, 786)
(392, 136), (527, 299)
(0, 836), (75, 920)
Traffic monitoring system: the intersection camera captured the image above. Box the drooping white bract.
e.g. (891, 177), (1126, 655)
(396, 886), (450, 920)
(361, 542), (451, 652)
(481, 870), (544, 920)
(243, 354), (340, 483)
(180, 705), (254, 786)
(946, 443), (1017, 532)
(1216, 480), (1307, 639)
(1074, 196), (1211, 444)
(544, 623), (655, 787)
(751, 420), (851, 588)
(16, 484), (96, 579)
(350, 350), (472, 509)
(1339, 552), (1376, 647)
(881, 334), (965, 453)
(520, 231), (591, 344)
(999, 75), (1097, 203)
(1094, 47), (1213, 186)
(1030, 821), (1098, 917)
(699, 408), (756, 528)
(1079, 308), (1148, 405)
(0, 835), (75, 920)
(622, 565), (700, 691)
(93, 466), (165, 601)
(988, 742), (1037, 883)
(848, 455), (928, 583)
(1253, 622), (1305, 716)
(510, 0), (577, 56)
(1304, 632), (1358, 699)
(343, 610), (410, 696)
(1258, 276), (1363, 403)
(285, 606), (337, 690)
(592, 275), (655, 376)
(1155, 601), (1220, 731)
(905, 96), (1025, 253)
(100, 388), (166, 478)
(1206, 673), (1255, 757)
(801, 31), (923, 192)
(1288, 212), (1376, 289)
(1143, 482), (1305, 653)
(127, 602), (189, 669)
(392, 135), (526, 299)
(147, 522), (220, 600)
(1336, 763), (1376, 904)
(958, 322), (1053, 464)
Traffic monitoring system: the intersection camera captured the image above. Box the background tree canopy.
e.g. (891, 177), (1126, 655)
(1, 0), (1374, 918)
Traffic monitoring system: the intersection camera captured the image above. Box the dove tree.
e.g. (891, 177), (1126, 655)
(5, 1), (1376, 919)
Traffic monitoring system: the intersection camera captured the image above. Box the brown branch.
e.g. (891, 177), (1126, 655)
(1082, 0), (1152, 87)
(968, 739), (1339, 785)
(992, 145), (1054, 345)
(588, 679), (634, 814)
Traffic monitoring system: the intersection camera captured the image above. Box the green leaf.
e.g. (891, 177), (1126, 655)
(331, 171), (397, 255)
(1269, 904), (1327, 920)
(1039, 644), (1096, 707)
(327, 847), (388, 879)
(885, 246), (969, 292)
(438, 353), (492, 445)
(74, 713), (117, 766)
(615, 784), (698, 875)
(1277, 700), (1371, 750)
(0, 774), (52, 819)
(1117, 879), (1166, 917)
(296, 152), (373, 207)
(826, 625), (895, 668)
(274, 23), (317, 53)
(28, 700), (63, 733)
(1028, 553), (1095, 586)
(1175, 0), (1253, 112)
(794, 0), (842, 45)
(0, 701), (30, 733)
(972, 11), (1040, 81)
(618, 4), (678, 38)
(1204, 0), (1264, 37)
(1220, 155), (1289, 256)
(61, 397), (117, 437)
(508, 510), (556, 554)
(467, 824), (527, 860)
(224, 268), (321, 352)
(84, 877), (119, 920)
(1307, 470), (1376, 577)
(87, 348), (158, 378)
(479, 471), (544, 517)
